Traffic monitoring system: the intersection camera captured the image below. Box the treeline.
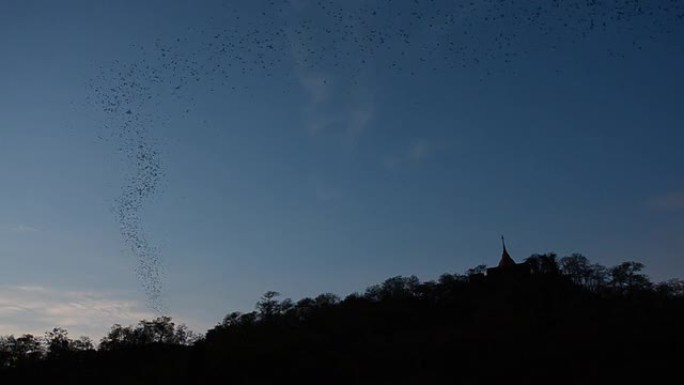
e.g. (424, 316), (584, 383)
(1, 253), (683, 384)
(0, 317), (197, 369)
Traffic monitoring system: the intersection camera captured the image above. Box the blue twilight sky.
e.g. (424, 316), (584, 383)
(1, 0), (683, 338)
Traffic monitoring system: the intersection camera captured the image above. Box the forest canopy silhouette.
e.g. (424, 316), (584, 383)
(1, 252), (683, 384)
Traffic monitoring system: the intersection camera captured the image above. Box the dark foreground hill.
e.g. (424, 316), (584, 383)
(2, 254), (683, 384)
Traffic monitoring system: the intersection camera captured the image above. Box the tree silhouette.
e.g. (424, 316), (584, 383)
(256, 291), (281, 321)
(609, 261), (651, 293)
(2, 253), (684, 384)
(656, 279), (684, 297)
(45, 328), (71, 358)
(526, 253), (560, 275)
(98, 316), (195, 349)
(560, 253), (592, 285)
(466, 264), (487, 276)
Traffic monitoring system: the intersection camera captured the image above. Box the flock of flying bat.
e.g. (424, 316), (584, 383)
(88, 0), (683, 311)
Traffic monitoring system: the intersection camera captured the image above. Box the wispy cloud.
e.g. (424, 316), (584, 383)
(295, 68), (375, 142)
(407, 139), (433, 162)
(650, 192), (684, 212)
(300, 72), (331, 105)
(0, 224), (41, 233)
(383, 139), (438, 171)
(346, 107), (374, 140)
(303, 101), (375, 143)
(286, 4), (375, 143)
(0, 285), (154, 340)
(312, 182), (342, 203)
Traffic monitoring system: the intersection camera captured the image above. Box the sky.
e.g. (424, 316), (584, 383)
(1, 0), (683, 339)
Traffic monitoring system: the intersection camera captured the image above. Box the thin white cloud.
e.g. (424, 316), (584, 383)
(313, 183), (342, 203)
(346, 107), (374, 140)
(300, 72), (331, 105)
(303, 102), (375, 143)
(382, 139), (445, 171)
(650, 192), (684, 212)
(0, 285), (154, 340)
(286, 3), (375, 143)
(408, 139), (433, 162)
(0, 224), (40, 233)
(382, 155), (401, 171)
(295, 67), (375, 142)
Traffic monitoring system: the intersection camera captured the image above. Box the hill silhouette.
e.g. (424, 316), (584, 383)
(1, 252), (683, 384)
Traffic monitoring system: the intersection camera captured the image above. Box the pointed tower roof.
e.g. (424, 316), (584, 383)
(498, 236), (516, 268)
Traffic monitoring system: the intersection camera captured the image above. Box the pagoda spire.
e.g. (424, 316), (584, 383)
(498, 235), (516, 268)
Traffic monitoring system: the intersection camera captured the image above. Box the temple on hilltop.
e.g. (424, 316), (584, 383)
(486, 236), (531, 279)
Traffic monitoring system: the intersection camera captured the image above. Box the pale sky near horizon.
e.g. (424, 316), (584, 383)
(1, 0), (683, 339)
